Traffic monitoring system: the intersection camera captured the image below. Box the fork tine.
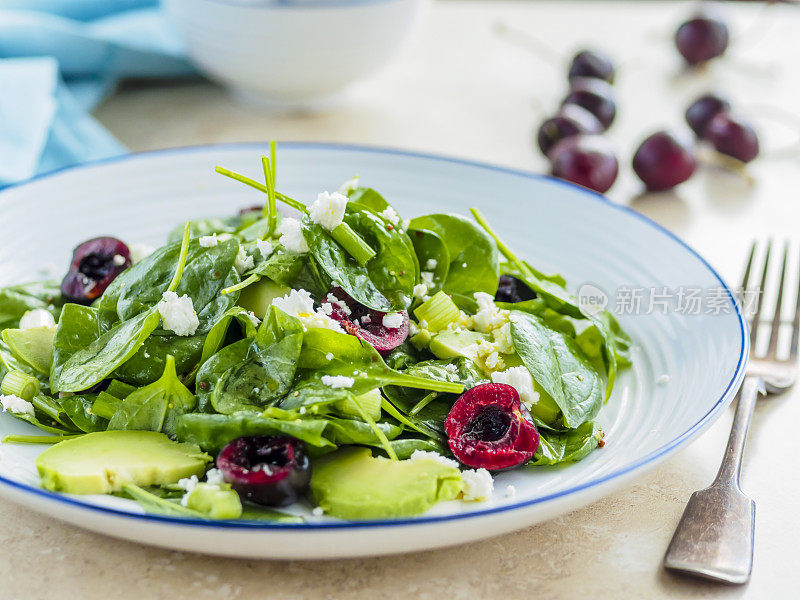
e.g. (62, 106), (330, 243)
(791, 247), (800, 361)
(749, 240), (772, 352)
(739, 242), (757, 308)
(766, 242), (789, 357)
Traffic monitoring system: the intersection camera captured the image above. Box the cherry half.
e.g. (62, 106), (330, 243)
(217, 435), (311, 507)
(537, 104), (603, 157)
(706, 112), (760, 163)
(561, 77), (616, 130)
(326, 287), (409, 355)
(675, 15), (729, 66)
(685, 93), (731, 138)
(549, 135), (619, 194)
(60, 237), (131, 304)
(495, 275), (537, 304)
(632, 131), (697, 191)
(567, 49), (616, 84)
(445, 383), (539, 471)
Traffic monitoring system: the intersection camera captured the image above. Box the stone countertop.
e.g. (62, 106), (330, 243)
(1, 1), (799, 598)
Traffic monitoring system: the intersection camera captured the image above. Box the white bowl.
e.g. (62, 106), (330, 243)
(161, 0), (428, 109)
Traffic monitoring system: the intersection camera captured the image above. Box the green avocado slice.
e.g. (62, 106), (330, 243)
(2, 327), (56, 374)
(36, 431), (210, 494)
(310, 447), (463, 520)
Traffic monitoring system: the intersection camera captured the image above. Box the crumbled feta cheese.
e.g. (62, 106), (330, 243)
(337, 176), (359, 195)
(400, 218), (411, 231)
(409, 450), (459, 469)
(0, 394), (35, 416)
(199, 234), (218, 247)
(505, 484), (516, 498)
(217, 233), (233, 242)
(491, 366), (539, 408)
(361, 314), (371, 324)
(379, 206), (401, 226)
(129, 243), (154, 264)
(205, 468), (224, 486)
(309, 191), (348, 231)
(492, 322), (514, 354)
(319, 302), (334, 316)
(272, 289), (344, 333)
(461, 468), (494, 501)
(326, 293), (351, 315)
(473, 292), (509, 333)
(112, 254), (127, 266)
(321, 375), (355, 389)
(255, 239), (274, 259)
(19, 309), (55, 329)
(484, 351), (502, 369)
(382, 312), (404, 329)
(425, 258), (438, 270)
(325, 353), (334, 361)
(157, 291), (199, 336)
(299, 407), (307, 415)
(246, 311), (261, 327)
(177, 474), (199, 496)
(277, 218), (309, 253)
(444, 363), (458, 374)
(311, 506), (325, 517)
(234, 246), (254, 274)
(409, 321), (419, 336)
(412, 283), (428, 300)
(421, 271), (435, 290)
(656, 374), (670, 385)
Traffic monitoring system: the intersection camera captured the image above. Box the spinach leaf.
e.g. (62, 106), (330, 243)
(49, 303), (101, 389)
(323, 415), (403, 446)
(197, 308), (303, 415)
(530, 421), (603, 466)
(247, 251), (304, 287)
(408, 229), (450, 296)
(347, 187), (390, 212)
(385, 438), (448, 459)
(509, 311), (604, 428)
(408, 214), (499, 296)
(108, 355), (196, 435)
(0, 281), (62, 332)
(56, 394), (108, 433)
(122, 484), (205, 518)
(197, 306), (258, 370)
(51, 308), (161, 393)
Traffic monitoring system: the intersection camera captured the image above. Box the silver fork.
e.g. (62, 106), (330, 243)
(664, 241), (800, 584)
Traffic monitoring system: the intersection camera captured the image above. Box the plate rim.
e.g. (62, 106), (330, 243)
(0, 141), (749, 530)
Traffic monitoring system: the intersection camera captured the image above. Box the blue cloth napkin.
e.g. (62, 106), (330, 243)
(0, 1), (196, 187)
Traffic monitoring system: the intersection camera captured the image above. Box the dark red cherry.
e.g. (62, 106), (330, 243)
(706, 112), (760, 163)
(536, 104), (603, 157)
(217, 436), (311, 507)
(325, 287), (409, 355)
(632, 131), (697, 191)
(549, 135), (619, 194)
(561, 78), (616, 130)
(568, 49), (615, 84)
(495, 275), (537, 303)
(685, 93), (731, 138)
(675, 15), (729, 66)
(60, 237), (131, 304)
(445, 383), (539, 471)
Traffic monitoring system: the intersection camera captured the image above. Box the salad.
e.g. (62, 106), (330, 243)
(0, 145), (631, 521)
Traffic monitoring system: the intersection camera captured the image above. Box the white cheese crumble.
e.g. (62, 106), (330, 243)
(0, 394), (35, 416)
(277, 218), (309, 253)
(420, 271), (435, 290)
(246, 311), (261, 327)
(656, 374), (670, 385)
(361, 314), (371, 324)
(157, 291), (200, 336)
(412, 283), (428, 300)
(19, 308), (55, 329)
(271, 289), (344, 333)
(256, 239), (274, 259)
(311, 506), (325, 517)
(473, 292), (509, 333)
(337, 176), (360, 195)
(379, 206), (400, 226)
(319, 302), (334, 316)
(309, 191), (348, 231)
(409, 450), (459, 469)
(461, 468), (494, 501)
(325, 353), (334, 361)
(491, 366), (539, 409)
(401, 218), (411, 231)
(112, 254), (127, 266)
(444, 363), (458, 374)
(326, 293), (351, 315)
(321, 375), (355, 389)
(505, 484), (516, 498)
(199, 234), (218, 247)
(425, 258), (438, 270)
(177, 474), (199, 505)
(382, 312), (404, 329)
(234, 246), (254, 274)
(129, 243), (154, 264)
(205, 468), (225, 486)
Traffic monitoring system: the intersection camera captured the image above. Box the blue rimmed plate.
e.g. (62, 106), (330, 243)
(0, 143), (747, 558)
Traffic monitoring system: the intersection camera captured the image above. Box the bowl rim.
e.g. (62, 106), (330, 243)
(181, 0), (413, 11)
(0, 141), (748, 530)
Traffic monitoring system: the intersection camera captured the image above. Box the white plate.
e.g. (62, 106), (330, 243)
(0, 143), (747, 559)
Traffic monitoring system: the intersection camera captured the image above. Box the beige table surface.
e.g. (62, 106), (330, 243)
(2, 1), (799, 598)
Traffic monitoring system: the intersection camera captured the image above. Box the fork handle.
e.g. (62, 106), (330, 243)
(663, 376), (765, 583)
(713, 376), (765, 488)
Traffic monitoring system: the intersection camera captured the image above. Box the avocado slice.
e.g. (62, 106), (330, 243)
(310, 447), (463, 520)
(429, 330), (490, 361)
(185, 482), (242, 519)
(36, 431), (210, 494)
(237, 278), (290, 319)
(1, 327), (56, 375)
